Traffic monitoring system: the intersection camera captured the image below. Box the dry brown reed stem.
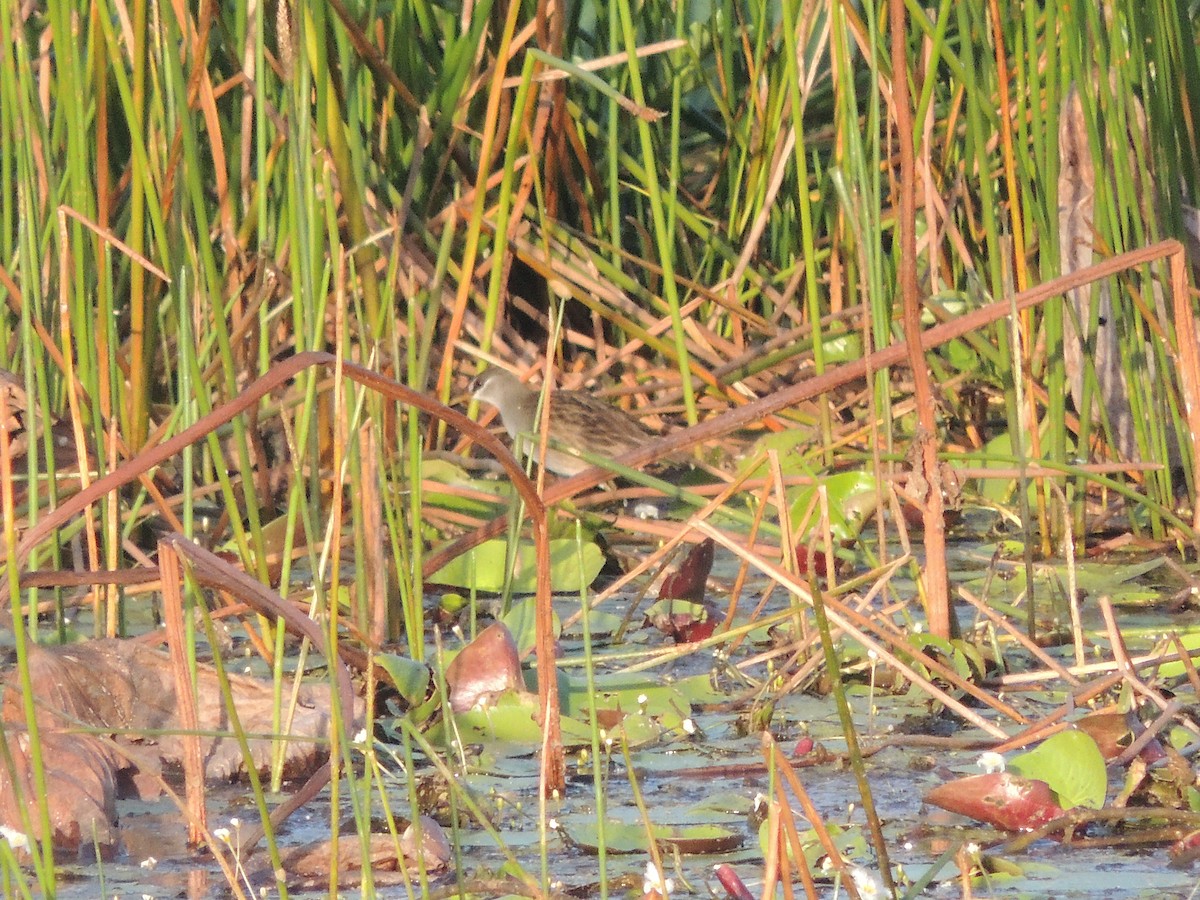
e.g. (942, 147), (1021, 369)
(558, 462), (763, 636)
(324, 0), (421, 116)
(760, 797), (782, 900)
(424, 238), (1193, 581)
(57, 205), (171, 283)
(1099, 597), (1174, 714)
(722, 477), (775, 648)
(1113, 699), (1184, 768)
(955, 587), (1081, 685)
(762, 572), (912, 697)
(158, 540), (206, 847)
(998, 806), (1200, 855)
(694, 520), (1019, 736)
(0, 351), (562, 794)
(773, 797), (804, 900)
(161, 537), (357, 717)
(890, 0), (950, 640)
(1168, 248), (1200, 538)
(498, 39), (687, 90)
(1169, 634), (1200, 696)
(765, 734), (854, 900)
(991, 647), (1200, 690)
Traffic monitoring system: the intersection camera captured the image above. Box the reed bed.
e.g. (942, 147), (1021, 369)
(1, 0), (1198, 894)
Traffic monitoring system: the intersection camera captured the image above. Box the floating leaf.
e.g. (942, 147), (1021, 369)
(444, 622), (525, 712)
(427, 538), (604, 593)
(757, 820), (867, 869)
(607, 710), (665, 746)
(658, 538), (715, 604)
(421, 460), (508, 519)
(925, 772), (1064, 831)
(686, 791), (754, 817)
(1159, 630), (1200, 678)
(436, 694), (542, 745)
(567, 672), (688, 716)
(1074, 709), (1144, 761)
(1010, 730), (1107, 810)
(645, 598), (717, 643)
(904, 633), (987, 683)
(429, 692), (593, 749)
(789, 471), (878, 542)
(560, 819), (742, 855)
(501, 597), (560, 656)
(561, 608), (625, 637)
(374, 654), (433, 707)
(821, 332), (863, 363)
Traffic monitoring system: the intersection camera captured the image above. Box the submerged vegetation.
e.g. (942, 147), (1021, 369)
(2, 0), (1200, 895)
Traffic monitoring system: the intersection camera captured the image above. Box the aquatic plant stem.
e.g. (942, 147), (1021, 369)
(576, 520), (610, 899)
(426, 239), (1194, 578)
(808, 575), (895, 896)
(890, 0), (949, 640)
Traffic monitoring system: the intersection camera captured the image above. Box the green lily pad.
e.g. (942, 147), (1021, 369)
(1010, 729), (1107, 810)
(686, 791), (754, 817)
(428, 692), (594, 750)
(560, 819), (742, 855)
(1162, 634), (1200, 678)
(757, 820), (867, 869)
(428, 537), (605, 593)
(561, 608), (625, 637)
(821, 332), (863, 363)
(789, 470), (878, 542)
(607, 710), (666, 745)
(421, 461), (508, 516)
(501, 597), (561, 656)
(374, 653), (433, 707)
(560, 672), (691, 721)
(964, 556), (1168, 609)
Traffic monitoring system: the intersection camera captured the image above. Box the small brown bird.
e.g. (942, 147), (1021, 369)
(471, 367), (656, 477)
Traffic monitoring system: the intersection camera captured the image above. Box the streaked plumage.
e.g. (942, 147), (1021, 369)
(471, 367), (654, 477)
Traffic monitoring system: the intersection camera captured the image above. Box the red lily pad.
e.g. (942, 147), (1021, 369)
(924, 772), (1065, 831)
(1075, 709), (1166, 765)
(645, 598), (718, 643)
(658, 538), (715, 605)
(444, 622), (526, 712)
(1169, 829), (1200, 868)
(794, 544), (837, 578)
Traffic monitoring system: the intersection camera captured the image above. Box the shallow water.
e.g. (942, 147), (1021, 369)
(13, 522), (1200, 898)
